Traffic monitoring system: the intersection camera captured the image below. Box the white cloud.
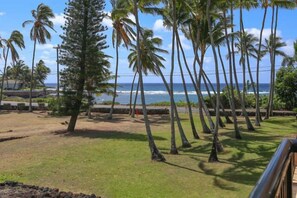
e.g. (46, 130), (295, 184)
(245, 28), (282, 41)
(153, 19), (169, 32)
(282, 39), (294, 56)
(36, 43), (55, 50)
(179, 34), (191, 51)
(204, 56), (213, 64)
(52, 13), (65, 26)
(102, 12), (113, 28)
(0, 12), (5, 16)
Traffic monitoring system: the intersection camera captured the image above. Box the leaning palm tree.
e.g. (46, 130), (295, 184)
(22, 3), (55, 112)
(0, 31), (25, 107)
(108, 0), (136, 119)
(120, 0), (165, 161)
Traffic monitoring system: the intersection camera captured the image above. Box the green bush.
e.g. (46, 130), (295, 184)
(17, 103), (26, 110)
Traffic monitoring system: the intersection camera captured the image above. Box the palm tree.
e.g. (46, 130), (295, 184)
(255, 0), (269, 126)
(262, 35), (287, 118)
(234, 32), (259, 109)
(6, 60), (28, 89)
(282, 40), (297, 66)
(207, 0), (220, 162)
(108, 0), (136, 119)
(22, 3), (55, 112)
(0, 31), (25, 107)
(120, 0), (165, 161)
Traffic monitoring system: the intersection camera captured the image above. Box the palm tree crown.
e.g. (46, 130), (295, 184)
(22, 3), (55, 44)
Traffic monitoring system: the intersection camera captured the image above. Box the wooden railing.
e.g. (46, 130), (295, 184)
(250, 139), (297, 198)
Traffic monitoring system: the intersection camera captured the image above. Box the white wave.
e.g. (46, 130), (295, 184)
(118, 90), (270, 96)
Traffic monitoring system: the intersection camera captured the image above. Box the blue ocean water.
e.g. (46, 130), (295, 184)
(46, 83), (270, 105)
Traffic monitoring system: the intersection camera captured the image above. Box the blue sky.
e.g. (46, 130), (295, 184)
(0, 0), (296, 84)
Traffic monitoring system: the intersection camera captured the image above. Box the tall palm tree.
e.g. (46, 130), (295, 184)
(108, 0), (136, 119)
(229, 1), (255, 131)
(160, 0), (193, 149)
(120, 0), (165, 161)
(207, 0), (221, 162)
(255, 0), (269, 126)
(265, 0), (296, 118)
(22, 3), (55, 112)
(263, 35), (287, 118)
(216, 1), (242, 139)
(0, 31), (25, 107)
(234, 32), (259, 108)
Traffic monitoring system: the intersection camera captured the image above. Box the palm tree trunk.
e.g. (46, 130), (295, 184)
(202, 65), (233, 124)
(0, 48), (10, 108)
(266, 5), (276, 119)
(218, 45), (233, 117)
(269, 6), (279, 117)
(188, 24), (212, 133)
(108, 41), (120, 120)
(176, 31), (199, 139)
(255, 5), (267, 125)
(169, 0), (178, 154)
(231, 3), (255, 131)
(222, 10), (242, 139)
(157, 66), (195, 143)
(129, 72), (137, 115)
(197, 56), (215, 131)
(246, 52), (257, 96)
(207, 0), (222, 162)
(29, 38), (37, 112)
(201, 72), (225, 128)
(131, 77), (140, 118)
(133, 0), (165, 161)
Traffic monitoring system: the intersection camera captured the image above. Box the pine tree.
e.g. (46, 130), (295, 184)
(60, 0), (110, 131)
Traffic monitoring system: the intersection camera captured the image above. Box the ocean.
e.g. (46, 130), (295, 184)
(46, 83), (270, 105)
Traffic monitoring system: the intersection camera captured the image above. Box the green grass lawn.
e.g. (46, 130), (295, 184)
(0, 114), (296, 198)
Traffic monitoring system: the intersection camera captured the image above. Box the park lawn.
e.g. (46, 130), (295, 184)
(0, 113), (296, 198)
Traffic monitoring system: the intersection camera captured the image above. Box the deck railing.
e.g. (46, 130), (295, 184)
(250, 139), (297, 198)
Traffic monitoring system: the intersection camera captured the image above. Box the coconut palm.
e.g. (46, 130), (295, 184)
(234, 32), (259, 108)
(0, 30), (25, 107)
(266, 1), (296, 118)
(6, 60), (28, 89)
(255, 0), (269, 126)
(206, 0), (221, 162)
(262, 35), (287, 118)
(119, 0), (165, 161)
(22, 3), (55, 112)
(108, 0), (136, 120)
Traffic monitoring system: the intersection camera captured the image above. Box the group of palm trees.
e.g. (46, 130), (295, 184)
(0, 0), (295, 162)
(0, 3), (55, 111)
(107, 0), (296, 161)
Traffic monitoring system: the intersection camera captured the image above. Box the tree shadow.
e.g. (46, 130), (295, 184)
(52, 129), (167, 142)
(164, 161), (201, 173)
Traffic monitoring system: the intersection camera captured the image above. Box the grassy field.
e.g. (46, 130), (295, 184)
(0, 112), (296, 198)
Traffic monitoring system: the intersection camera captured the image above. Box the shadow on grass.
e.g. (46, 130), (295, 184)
(162, 129), (280, 190)
(164, 161), (201, 173)
(53, 129), (167, 142)
(262, 117), (296, 126)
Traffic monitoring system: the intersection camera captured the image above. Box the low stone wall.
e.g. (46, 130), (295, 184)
(208, 109), (296, 117)
(91, 106), (169, 115)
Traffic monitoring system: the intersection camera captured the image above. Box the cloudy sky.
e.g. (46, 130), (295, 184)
(0, 0), (296, 84)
